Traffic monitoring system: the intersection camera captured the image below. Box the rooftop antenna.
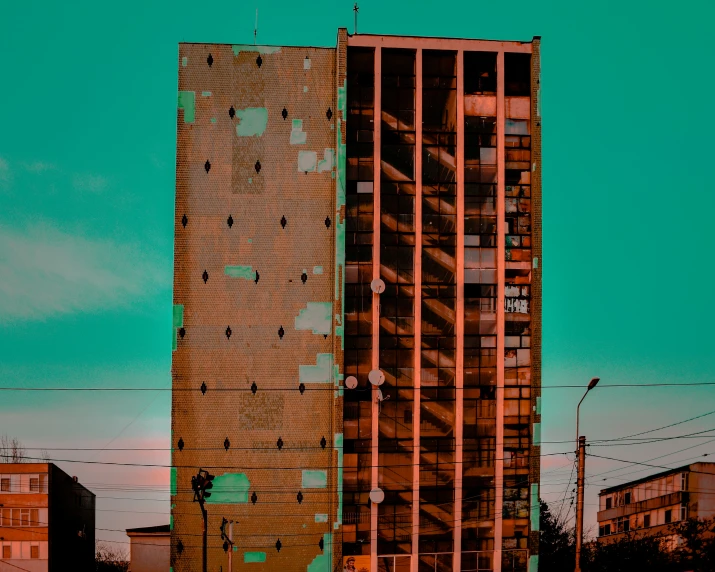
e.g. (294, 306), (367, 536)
(254, 9), (258, 45)
(353, 2), (359, 35)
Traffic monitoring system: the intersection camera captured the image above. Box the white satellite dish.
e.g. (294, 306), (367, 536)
(369, 488), (385, 504)
(345, 376), (358, 389)
(370, 278), (385, 294)
(368, 369), (385, 386)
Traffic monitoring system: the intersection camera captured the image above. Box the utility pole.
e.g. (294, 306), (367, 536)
(192, 468), (215, 572)
(574, 377), (599, 572)
(221, 516), (235, 570)
(574, 435), (586, 572)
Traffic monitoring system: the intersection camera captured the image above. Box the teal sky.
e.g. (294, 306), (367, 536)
(1, 0), (713, 548)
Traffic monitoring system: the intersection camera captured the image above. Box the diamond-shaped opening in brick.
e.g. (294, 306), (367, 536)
(202, 270), (209, 283)
(207, 53), (213, 67)
(229, 106), (235, 119)
(275, 539), (281, 552)
(325, 216), (331, 228)
(254, 160), (261, 174)
(326, 107), (333, 121)
(225, 326), (232, 339)
(179, 327), (185, 339)
(301, 272), (307, 284)
(278, 326), (285, 339)
(200, 382), (207, 395)
(296, 491), (303, 504)
(276, 437), (283, 450)
(318, 537), (324, 551)
(280, 216), (287, 229)
(282, 107), (288, 120)
(256, 55), (263, 68)
(299, 383), (305, 395)
(251, 491), (258, 504)
(177, 539), (184, 555)
(204, 160), (211, 173)
(251, 382), (257, 395)
(320, 436), (327, 449)
(224, 437), (230, 451)
(227, 215), (234, 228)
(181, 214), (188, 227)
(178, 438), (184, 451)
(254, 271), (260, 284)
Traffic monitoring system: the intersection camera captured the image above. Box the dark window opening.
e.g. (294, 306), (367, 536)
(504, 53), (531, 96)
(464, 52), (497, 95)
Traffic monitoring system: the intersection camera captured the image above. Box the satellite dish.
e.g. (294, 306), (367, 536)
(370, 278), (385, 294)
(369, 488), (385, 504)
(345, 376), (358, 389)
(368, 369), (385, 386)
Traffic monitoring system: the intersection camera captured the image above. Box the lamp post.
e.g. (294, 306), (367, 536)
(575, 377), (599, 572)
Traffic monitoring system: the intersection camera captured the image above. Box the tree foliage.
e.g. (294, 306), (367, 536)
(96, 542), (129, 572)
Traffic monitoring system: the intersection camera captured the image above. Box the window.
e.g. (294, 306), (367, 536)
(30, 509), (39, 526)
(644, 514), (651, 528)
(1, 509), (9, 526)
(20, 509), (30, 526)
(0, 478), (9, 492)
(2, 545), (11, 559)
(665, 509), (672, 524)
(624, 492), (631, 504)
(605, 524), (611, 535)
(29, 478), (39, 492)
(605, 497), (612, 509)
(30, 545), (39, 559)
(680, 505), (687, 521)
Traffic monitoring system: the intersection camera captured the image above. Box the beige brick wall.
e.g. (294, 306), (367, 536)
(172, 41), (343, 571)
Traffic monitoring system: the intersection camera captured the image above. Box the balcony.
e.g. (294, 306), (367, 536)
(597, 491), (688, 522)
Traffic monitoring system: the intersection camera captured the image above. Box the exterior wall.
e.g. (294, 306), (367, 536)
(49, 465), (95, 572)
(0, 464), (49, 572)
(171, 39), (344, 572)
(0, 464), (94, 572)
(343, 35), (539, 572)
(128, 533), (170, 572)
(597, 463), (715, 543)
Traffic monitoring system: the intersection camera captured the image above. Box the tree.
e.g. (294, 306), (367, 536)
(582, 532), (676, 572)
(95, 542), (129, 572)
(671, 518), (715, 572)
(0, 434), (27, 463)
(539, 499), (575, 572)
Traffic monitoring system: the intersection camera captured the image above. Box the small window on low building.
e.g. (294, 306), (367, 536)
(0, 478), (9, 492)
(2, 545), (11, 558)
(644, 514), (651, 528)
(29, 478), (39, 492)
(30, 509), (39, 526)
(30, 545), (39, 559)
(665, 509), (672, 524)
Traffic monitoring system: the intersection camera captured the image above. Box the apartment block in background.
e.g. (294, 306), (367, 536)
(0, 463), (95, 572)
(126, 524), (170, 572)
(172, 30), (541, 572)
(597, 462), (715, 544)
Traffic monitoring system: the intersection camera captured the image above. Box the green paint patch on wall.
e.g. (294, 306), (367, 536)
(170, 514), (173, 530)
(306, 533), (332, 572)
(177, 91), (195, 123)
(181, 56), (187, 67)
(295, 302), (331, 335)
(236, 108), (268, 137)
(302, 470), (327, 489)
(530, 483), (540, 531)
(536, 396), (542, 415)
(173, 305), (184, 328)
(205, 473), (250, 504)
(317, 148), (335, 173)
(533, 422), (541, 445)
(232, 45), (281, 56)
(299, 353), (333, 383)
(201, 91), (212, 97)
(335, 433), (343, 526)
(298, 151), (317, 173)
(313, 266), (323, 275)
(290, 119), (307, 145)
(315, 514), (328, 523)
(225, 265), (253, 279)
(528, 555), (539, 572)
(170, 467), (177, 496)
(244, 552), (267, 563)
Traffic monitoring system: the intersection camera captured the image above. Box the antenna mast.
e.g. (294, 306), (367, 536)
(254, 9), (258, 45)
(353, 3), (359, 35)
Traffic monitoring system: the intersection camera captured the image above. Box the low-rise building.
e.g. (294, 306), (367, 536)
(597, 462), (715, 543)
(0, 463), (95, 571)
(126, 525), (170, 572)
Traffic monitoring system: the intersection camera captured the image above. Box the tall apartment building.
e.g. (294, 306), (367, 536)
(172, 29), (541, 572)
(597, 462), (715, 544)
(0, 463), (96, 572)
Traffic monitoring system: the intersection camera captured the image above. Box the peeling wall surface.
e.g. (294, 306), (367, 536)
(172, 41), (344, 571)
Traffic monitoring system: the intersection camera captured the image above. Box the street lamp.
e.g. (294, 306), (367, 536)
(575, 377), (599, 572)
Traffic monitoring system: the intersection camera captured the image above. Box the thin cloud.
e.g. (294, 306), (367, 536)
(0, 156), (9, 184)
(73, 173), (109, 193)
(0, 223), (170, 321)
(22, 161), (56, 173)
